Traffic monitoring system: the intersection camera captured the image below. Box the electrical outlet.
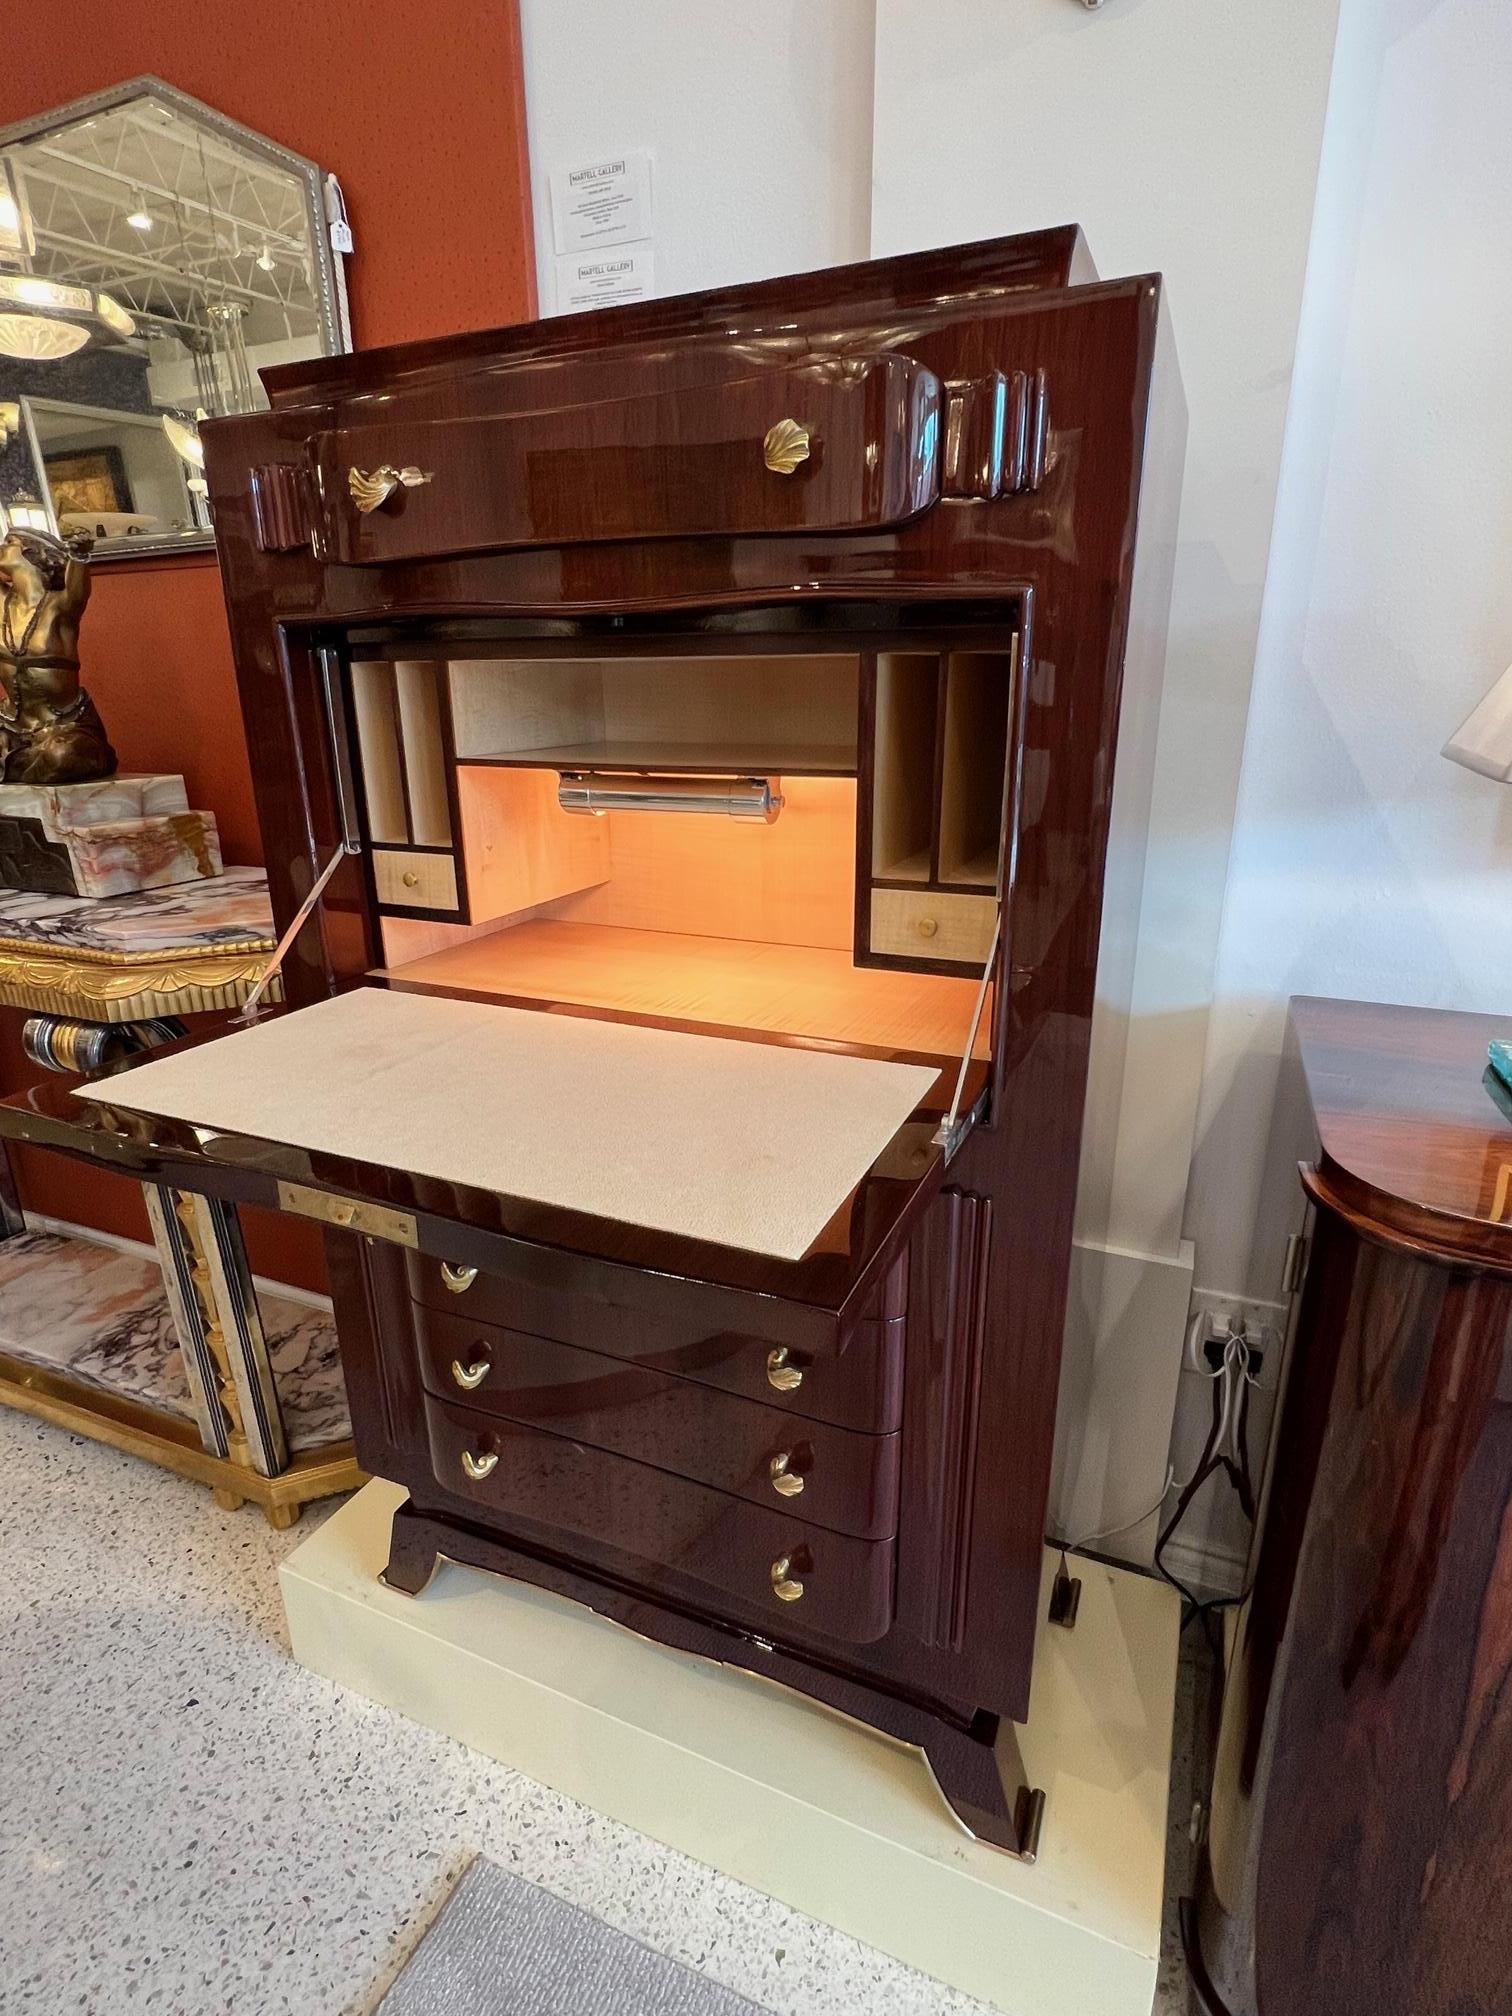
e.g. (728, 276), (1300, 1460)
(1185, 1288), (1288, 1385)
(1202, 1330), (1265, 1381)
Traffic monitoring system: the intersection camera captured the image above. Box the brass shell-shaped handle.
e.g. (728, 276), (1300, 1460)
(770, 1554), (805, 1602)
(451, 1356), (490, 1391)
(461, 1447), (498, 1481)
(769, 1452), (805, 1498)
(762, 418), (811, 476)
(348, 463), (432, 514)
(440, 1263), (477, 1294)
(765, 1347), (804, 1393)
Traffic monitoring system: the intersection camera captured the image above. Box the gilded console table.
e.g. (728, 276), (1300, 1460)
(0, 868), (360, 1528)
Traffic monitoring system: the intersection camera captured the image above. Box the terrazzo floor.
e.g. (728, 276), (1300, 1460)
(0, 1406), (1211, 2015)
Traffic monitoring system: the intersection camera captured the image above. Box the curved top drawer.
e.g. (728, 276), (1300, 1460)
(310, 352), (941, 564)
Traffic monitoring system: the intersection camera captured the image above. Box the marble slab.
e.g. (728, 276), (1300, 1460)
(0, 774), (224, 898)
(0, 1228), (348, 1453)
(54, 811), (223, 899)
(0, 775), (190, 831)
(0, 863), (273, 954)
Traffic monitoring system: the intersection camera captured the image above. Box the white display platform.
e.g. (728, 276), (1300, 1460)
(282, 1480), (1178, 2016)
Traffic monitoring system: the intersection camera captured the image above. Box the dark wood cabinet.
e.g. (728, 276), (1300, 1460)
(0, 227), (1183, 1855)
(1189, 999), (1512, 2014)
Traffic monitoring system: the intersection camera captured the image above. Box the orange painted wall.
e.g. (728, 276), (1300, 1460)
(1, 5), (536, 1283)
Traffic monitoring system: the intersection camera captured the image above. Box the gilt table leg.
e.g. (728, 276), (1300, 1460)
(22, 1010), (296, 1511)
(146, 1185), (290, 1489)
(0, 1137), (22, 1239)
(22, 1012), (186, 1075)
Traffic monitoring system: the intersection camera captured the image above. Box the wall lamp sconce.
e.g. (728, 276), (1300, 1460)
(558, 773), (784, 823)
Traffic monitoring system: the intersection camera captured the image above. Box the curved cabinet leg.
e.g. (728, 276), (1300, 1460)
(922, 1712), (1046, 1861)
(381, 1499), (444, 1596)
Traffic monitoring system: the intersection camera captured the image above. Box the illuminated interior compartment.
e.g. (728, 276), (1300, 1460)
(380, 920), (990, 1060)
(377, 770), (988, 1060)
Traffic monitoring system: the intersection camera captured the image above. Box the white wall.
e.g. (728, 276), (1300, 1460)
(871, 0), (1342, 1558)
(872, 0), (1342, 1271)
(1187, 0), (1512, 1340)
(513, 0), (1405, 1578)
(518, 0), (875, 310)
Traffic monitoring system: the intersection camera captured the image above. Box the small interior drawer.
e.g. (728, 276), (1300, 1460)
(869, 888), (997, 966)
(425, 1392), (896, 1645)
(373, 848), (460, 913)
(408, 1257), (906, 1434)
(414, 1306), (900, 1539)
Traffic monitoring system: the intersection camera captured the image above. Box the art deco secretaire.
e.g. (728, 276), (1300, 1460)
(0, 229), (1183, 1854)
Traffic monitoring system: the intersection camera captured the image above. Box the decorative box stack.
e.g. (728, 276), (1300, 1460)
(0, 774), (223, 899)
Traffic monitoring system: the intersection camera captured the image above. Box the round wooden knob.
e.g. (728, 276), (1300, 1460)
(402, 870), (420, 888)
(916, 916), (939, 939)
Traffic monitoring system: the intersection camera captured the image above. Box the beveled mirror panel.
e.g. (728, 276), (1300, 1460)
(0, 77), (350, 558)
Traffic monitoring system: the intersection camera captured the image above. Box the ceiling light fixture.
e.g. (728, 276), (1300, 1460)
(1, 489), (52, 533)
(0, 160), (31, 258)
(9, 276), (74, 309)
(126, 190), (152, 231)
(162, 412), (206, 470)
(94, 292), (136, 340)
(0, 275), (136, 355)
(0, 312), (89, 361)
(256, 243), (275, 273)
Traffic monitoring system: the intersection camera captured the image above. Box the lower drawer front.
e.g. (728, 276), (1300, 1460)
(414, 1304), (899, 1539)
(425, 1393), (895, 1645)
(406, 1254), (904, 1435)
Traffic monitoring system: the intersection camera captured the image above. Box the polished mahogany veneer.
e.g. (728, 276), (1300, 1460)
(1190, 997), (1512, 2013)
(0, 228), (1183, 1852)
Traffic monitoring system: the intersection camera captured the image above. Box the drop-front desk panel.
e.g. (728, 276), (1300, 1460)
(0, 228), (1184, 1854)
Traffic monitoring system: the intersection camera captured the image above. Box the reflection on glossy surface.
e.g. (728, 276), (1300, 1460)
(413, 1302), (898, 1538)
(1291, 996), (1512, 1238)
(424, 1391), (896, 1646)
(0, 79), (347, 559)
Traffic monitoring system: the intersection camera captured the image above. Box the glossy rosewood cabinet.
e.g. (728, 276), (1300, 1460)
(1190, 999), (1512, 2012)
(0, 230), (1183, 1852)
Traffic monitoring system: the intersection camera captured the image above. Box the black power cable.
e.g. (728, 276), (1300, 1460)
(1155, 1328), (1258, 1658)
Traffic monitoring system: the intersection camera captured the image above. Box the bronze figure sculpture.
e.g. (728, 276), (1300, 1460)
(0, 527), (117, 785)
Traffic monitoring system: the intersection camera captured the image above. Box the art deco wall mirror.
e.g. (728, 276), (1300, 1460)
(0, 76), (350, 560)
